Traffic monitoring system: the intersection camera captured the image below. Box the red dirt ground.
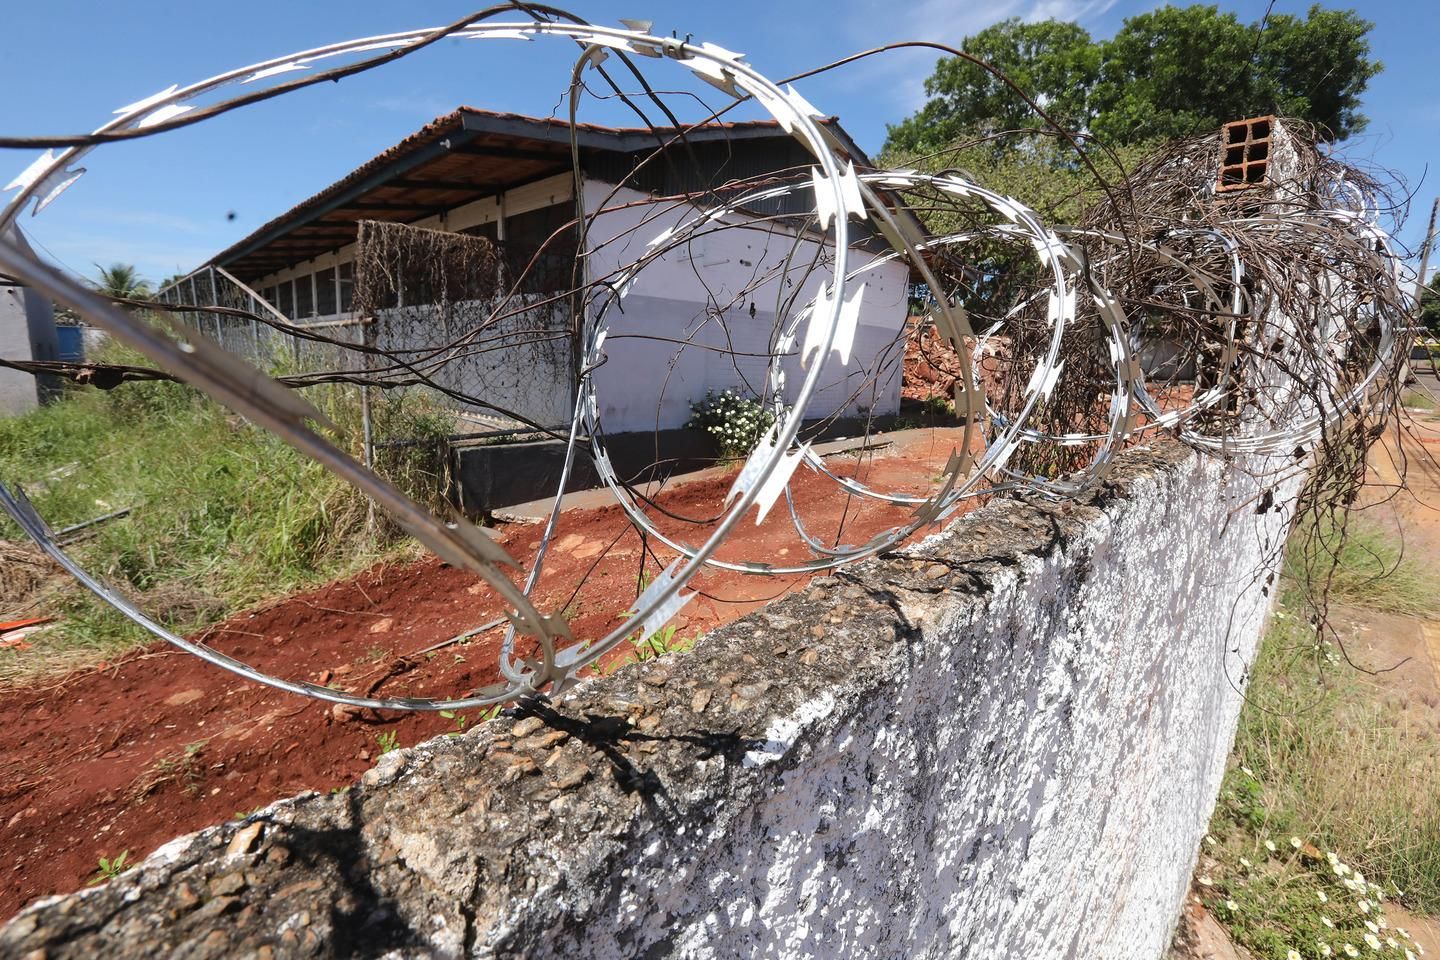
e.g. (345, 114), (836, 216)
(0, 428), (972, 920)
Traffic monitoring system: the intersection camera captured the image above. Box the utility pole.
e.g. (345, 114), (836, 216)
(1407, 197), (1439, 387)
(1414, 197), (1439, 310)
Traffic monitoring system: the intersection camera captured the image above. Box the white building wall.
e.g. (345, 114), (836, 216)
(581, 180), (909, 434)
(0, 231), (57, 417)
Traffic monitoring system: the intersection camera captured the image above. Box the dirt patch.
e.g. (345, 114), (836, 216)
(0, 429), (974, 920)
(0, 541), (62, 611)
(1169, 892), (1254, 960)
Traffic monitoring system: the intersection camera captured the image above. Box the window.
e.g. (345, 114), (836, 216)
(295, 272), (314, 318)
(1218, 116), (1273, 192)
(316, 267), (337, 316)
(463, 221), (499, 242)
(338, 262), (354, 313)
(502, 201), (578, 294)
(277, 280), (294, 319)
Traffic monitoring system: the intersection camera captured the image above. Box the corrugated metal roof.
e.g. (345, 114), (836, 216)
(212, 107), (873, 280)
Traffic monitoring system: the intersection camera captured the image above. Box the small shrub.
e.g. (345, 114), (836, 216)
(687, 389), (776, 460)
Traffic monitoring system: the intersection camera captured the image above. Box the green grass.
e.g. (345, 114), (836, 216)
(0, 346), (450, 682)
(1284, 517), (1440, 618)
(1401, 389), (1436, 411)
(1200, 522), (1440, 957)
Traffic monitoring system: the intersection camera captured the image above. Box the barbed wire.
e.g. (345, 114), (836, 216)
(0, 8), (1415, 710)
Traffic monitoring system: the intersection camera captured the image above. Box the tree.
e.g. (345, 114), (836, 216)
(883, 4), (1380, 155)
(884, 19), (1099, 154)
(1420, 275), (1440, 341)
(1090, 4), (1379, 143)
(91, 263), (151, 301)
(156, 272), (189, 293)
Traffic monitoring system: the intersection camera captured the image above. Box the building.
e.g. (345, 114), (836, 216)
(0, 227), (59, 417)
(177, 108), (912, 438)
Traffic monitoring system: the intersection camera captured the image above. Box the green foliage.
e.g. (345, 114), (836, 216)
(1202, 774), (1414, 959)
(89, 850), (130, 885)
(376, 731), (400, 754)
(0, 343), (430, 681)
(1090, 4), (1379, 144)
(1201, 521), (1440, 958)
(687, 389), (776, 460)
(1284, 516), (1440, 618)
(90, 263), (151, 301)
(876, 138), (1155, 322)
(884, 4), (1380, 155)
(628, 622), (697, 663)
(1419, 275), (1440, 341)
(884, 18), (1099, 153)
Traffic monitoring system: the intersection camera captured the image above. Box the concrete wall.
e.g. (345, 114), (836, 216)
(0, 230), (58, 417)
(583, 181), (910, 433)
(0, 441), (1295, 959)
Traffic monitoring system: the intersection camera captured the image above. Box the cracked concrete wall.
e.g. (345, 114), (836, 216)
(0, 441), (1295, 959)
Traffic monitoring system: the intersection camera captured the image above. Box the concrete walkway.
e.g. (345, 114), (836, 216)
(491, 428), (951, 523)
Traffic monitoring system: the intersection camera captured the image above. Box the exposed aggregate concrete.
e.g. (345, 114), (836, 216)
(1, 440), (1292, 959)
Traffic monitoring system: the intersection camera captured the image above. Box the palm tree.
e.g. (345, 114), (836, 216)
(156, 272), (189, 294)
(91, 263), (152, 302)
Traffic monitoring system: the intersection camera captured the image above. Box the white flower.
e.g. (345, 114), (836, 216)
(1319, 945), (1332, 958)
(1343, 944), (1359, 958)
(1389, 940), (1400, 950)
(1289, 951), (1303, 960)
(1365, 921), (1379, 934)
(1399, 929), (1411, 940)
(1359, 899), (1371, 914)
(1205, 835), (1218, 847)
(1407, 951), (1418, 960)
(1291, 837), (1304, 849)
(1241, 766), (1255, 778)
(1266, 840), (1279, 853)
(1323, 916), (1335, 928)
(1226, 899), (1238, 911)
(1364, 933), (1382, 951)
(1318, 890), (1329, 903)
(1240, 857), (1253, 869)
(1198, 876), (1213, 887)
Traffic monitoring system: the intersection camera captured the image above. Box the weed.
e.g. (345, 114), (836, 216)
(1201, 765), (1419, 959)
(919, 394), (956, 419)
(440, 710), (468, 737)
(1400, 389), (1436, 411)
(88, 850), (130, 885)
(630, 623), (697, 662)
(1284, 516), (1440, 617)
(139, 739), (209, 798)
(376, 731), (400, 754)
(1202, 519), (1440, 956)
(0, 343), (421, 682)
(596, 618), (700, 675)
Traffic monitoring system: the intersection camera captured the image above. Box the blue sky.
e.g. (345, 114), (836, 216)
(0, 0), (1434, 283)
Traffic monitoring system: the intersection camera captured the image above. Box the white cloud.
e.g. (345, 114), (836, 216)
(835, 0), (1119, 115)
